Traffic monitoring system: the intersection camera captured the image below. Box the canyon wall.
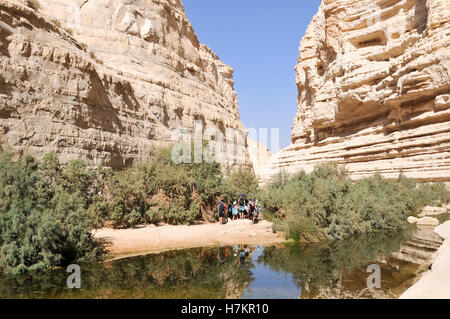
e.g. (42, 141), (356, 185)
(272, 0), (450, 182)
(247, 138), (273, 185)
(0, 0), (250, 168)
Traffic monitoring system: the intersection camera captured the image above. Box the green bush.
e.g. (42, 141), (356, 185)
(87, 143), (260, 228)
(0, 143), (258, 273)
(0, 151), (102, 274)
(261, 165), (450, 242)
(222, 168), (259, 202)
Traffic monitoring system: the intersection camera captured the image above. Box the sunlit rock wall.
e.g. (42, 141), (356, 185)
(272, 0), (450, 182)
(0, 0), (250, 168)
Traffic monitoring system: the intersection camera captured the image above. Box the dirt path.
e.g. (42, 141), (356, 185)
(93, 219), (287, 260)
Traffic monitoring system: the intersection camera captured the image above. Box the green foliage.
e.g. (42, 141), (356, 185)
(87, 146), (211, 228)
(87, 143), (260, 228)
(261, 165), (450, 242)
(50, 19), (62, 28)
(222, 168), (259, 202)
(0, 246), (253, 299)
(258, 230), (414, 297)
(0, 151), (102, 275)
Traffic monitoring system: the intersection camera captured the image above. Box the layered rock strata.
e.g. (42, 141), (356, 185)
(0, 0), (250, 168)
(272, 0), (450, 182)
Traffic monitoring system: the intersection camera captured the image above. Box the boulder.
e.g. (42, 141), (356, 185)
(419, 206), (448, 217)
(417, 217), (440, 226)
(407, 216), (419, 224)
(435, 221), (450, 241)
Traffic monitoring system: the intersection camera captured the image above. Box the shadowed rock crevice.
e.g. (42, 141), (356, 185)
(414, 0), (428, 34)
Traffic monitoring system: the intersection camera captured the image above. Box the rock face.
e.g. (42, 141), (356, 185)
(401, 221), (450, 299)
(247, 138), (273, 184)
(272, 0), (450, 182)
(0, 0), (250, 168)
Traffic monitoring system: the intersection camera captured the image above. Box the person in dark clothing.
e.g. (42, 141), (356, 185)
(250, 199), (258, 223)
(239, 245), (246, 267)
(238, 195), (246, 219)
(217, 200), (225, 224)
(228, 201), (233, 219)
(217, 248), (225, 264)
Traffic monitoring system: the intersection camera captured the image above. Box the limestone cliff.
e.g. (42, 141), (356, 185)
(273, 0), (450, 182)
(0, 0), (250, 168)
(247, 138), (273, 184)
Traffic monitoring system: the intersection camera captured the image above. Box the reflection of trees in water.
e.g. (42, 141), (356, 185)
(0, 247), (254, 299)
(257, 230), (413, 298)
(0, 232), (414, 299)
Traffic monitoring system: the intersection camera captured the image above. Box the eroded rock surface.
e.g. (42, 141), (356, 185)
(401, 221), (450, 299)
(271, 0), (450, 182)
(247, 138), (273, 185)
(0, 0), (250, 168)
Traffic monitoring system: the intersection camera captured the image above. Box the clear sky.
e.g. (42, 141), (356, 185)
(182, 0), (321, 152)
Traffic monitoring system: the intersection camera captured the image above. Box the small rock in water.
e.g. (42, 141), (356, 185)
(408, 216), (419, 224)
(417, 217), (440, 226)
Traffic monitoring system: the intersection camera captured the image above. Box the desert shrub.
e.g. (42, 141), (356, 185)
(412, 181), (450, 209)
(222, 168), (259, 202)
(88, 144), (227, 228)
(0, 141), (258, 274)
(50, 19), (62, 28)
(261, 165), (450, 242)
(0, 151), (102, 274)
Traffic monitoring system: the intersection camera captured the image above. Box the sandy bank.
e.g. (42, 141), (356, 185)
(93, 219), (286, 260)
(400, 221), (450, 299)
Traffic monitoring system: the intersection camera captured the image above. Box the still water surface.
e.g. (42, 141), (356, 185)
(0, 230), (420, 299)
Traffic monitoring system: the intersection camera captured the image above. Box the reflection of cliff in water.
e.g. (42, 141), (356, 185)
(258, 227), (441, 299)
(0, 247), (254, 299)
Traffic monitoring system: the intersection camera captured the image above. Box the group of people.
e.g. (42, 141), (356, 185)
(217, 195), (262, 224)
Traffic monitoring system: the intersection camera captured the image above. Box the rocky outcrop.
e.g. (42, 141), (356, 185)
(271, 0), (450, 182)
(417, 216), (440, 226)
(0, 0), (250, 168)
(401, 221), (450, 298)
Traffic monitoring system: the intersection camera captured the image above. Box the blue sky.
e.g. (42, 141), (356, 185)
(183, 0), (321, 151)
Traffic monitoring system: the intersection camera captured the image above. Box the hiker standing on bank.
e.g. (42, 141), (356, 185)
(238, 195), (246, 219)
(217, 200), (225, 224)
(232, 201), (239, 220)
(228, 201), (233, 220)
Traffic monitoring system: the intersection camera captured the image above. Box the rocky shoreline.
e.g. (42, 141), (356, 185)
(400, 204), (450, 299)
(400, 220), (450, 299)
